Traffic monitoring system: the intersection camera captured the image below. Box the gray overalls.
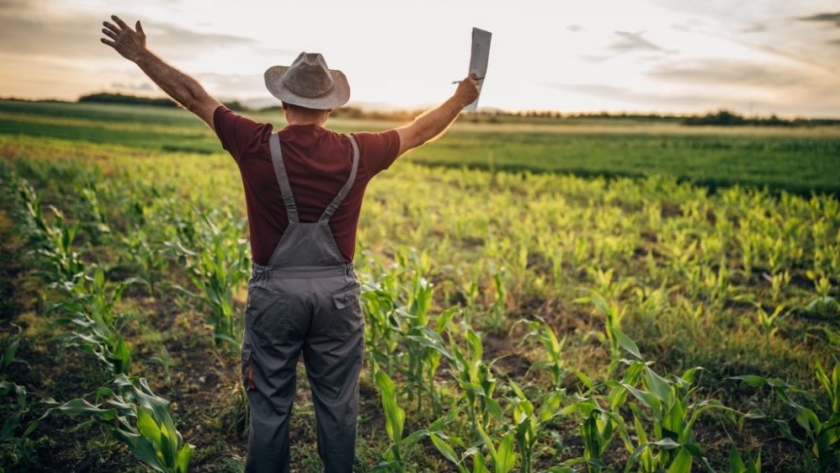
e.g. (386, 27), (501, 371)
(242, 132), (364, 473)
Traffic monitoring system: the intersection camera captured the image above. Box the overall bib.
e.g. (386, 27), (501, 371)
(242, 132), (363, 473)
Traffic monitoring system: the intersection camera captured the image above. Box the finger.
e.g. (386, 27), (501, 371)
(111, 15), (130, 30)
(101, 38), (116, 47)
(103, 21), (120, 33)
(101, 28), (117, 39)
(469, 72), (478, 80)
(136, 20), (145, 36)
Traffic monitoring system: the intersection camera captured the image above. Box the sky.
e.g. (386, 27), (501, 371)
(1, 0), (839, 117)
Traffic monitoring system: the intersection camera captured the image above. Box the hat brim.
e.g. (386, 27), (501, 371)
(264, 65), (350, 110)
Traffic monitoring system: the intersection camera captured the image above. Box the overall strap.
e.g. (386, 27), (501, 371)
(269, 132), (299, 223)
(319, 135), (360, 222)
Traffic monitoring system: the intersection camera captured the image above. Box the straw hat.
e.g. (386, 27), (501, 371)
(264, 52), (350, 110)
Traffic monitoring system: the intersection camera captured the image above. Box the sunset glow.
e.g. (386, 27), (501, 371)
(1, 0), (838, 116)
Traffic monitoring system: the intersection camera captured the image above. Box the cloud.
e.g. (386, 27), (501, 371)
(740, 24), (766, 34)
(548, 83), (716, 108)
(647, 59), (808, 87)
(610, 31), (665, 52)
(195, 72), (264, 96)
(797, 12), (840, 26)
(110, 82), (155, 91)
(0, 10), (257, 61)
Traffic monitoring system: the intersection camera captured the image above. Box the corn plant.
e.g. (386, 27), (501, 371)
(76, 185), (111, 246)
(764, 270), (790, 304)
(52, 267), (134, 376)
(362, 276), (401, 376)
(427, 407), (493, 473)
(555, 334), (648, 472)
(120, 228), (168, 297)
(166, 209), (250, 349)
(1, 327), (41, 444)
(46, 375), (192, 473)
(476, 423), (516, 473)
(617, 333), (730, 473)
(372, 366), (428, 472)
(17, 180), (84, 283)
(754, 303), (786, 351)
(449, 325), (503, 441)
(733, 367), (839, 473)
(519, 319), (568, 389)
(729, 446), (761, 473)
(508, 380), (565, 472)
(575, 289), (627, 370)
(485, 263), (508, 334)
(562, 384), (630, 471)
(805, 270), (839, 318)
(401, 273), (454, 414)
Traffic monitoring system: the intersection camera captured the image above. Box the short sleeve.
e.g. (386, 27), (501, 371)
(213, 106), (270, 162)
(353, 130), (401, 176)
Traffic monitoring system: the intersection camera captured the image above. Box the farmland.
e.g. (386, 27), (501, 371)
(0, 100), (839, 472)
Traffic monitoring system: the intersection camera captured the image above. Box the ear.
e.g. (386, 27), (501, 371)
(281, 102), (289, 111)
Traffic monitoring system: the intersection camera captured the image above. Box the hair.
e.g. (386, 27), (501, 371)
(281, 102), (331, 115)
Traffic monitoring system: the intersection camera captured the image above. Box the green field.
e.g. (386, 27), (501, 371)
(2, 100), (839, 195)
(0, 101), (839, 472)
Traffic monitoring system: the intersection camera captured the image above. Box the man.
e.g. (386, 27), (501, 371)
(101, 15), (479, 473)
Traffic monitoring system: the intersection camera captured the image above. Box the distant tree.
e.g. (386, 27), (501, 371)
(78, 92), (177, 107)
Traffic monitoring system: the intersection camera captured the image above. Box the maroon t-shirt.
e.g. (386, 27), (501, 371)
(213, 106), (400, 266)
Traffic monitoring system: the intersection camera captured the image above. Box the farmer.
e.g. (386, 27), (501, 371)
(100, 15), (480, 473)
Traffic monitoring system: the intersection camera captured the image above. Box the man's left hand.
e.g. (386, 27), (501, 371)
(101, 15), (147, 63)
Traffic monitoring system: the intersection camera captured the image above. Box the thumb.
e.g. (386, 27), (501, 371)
(136, 20), (145, 35)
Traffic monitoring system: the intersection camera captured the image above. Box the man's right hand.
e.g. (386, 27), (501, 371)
(454, 73), (481, 108)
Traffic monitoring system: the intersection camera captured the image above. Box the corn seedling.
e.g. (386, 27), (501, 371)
(121, 228), (168, 296)
(485, 263), (508, 334)
(53, 267), (134, 376)
(1, 327), (41, 444)
(519, 319), (568, 390)
(362, 277), (401, 376)
(805, 270), (839, 318)
(617, 332), (731, 472)
(372, 365), (428, 472)
(754, 303), (786, 352)
(76, 185), (111, 246)
(729, 446), (761, 473)
(166, 209), (250, 349)
(17, 180), (84, 283)
(427, 408), (492, 473)
(47, 375), (192, 473)
(575, 289), (627, 371)
(508, 380), (565, 472)
(449, 325), (503, 441)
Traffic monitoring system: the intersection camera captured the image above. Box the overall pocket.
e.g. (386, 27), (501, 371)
(330, 282), (363, 334)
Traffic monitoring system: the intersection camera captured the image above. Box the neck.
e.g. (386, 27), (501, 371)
(284, 107), (330, 127)
(287, 116), (326, 126)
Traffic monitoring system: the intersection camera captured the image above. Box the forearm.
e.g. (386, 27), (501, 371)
(134, 50), (207, 112)
(395, 74), (478, 156)
(407, 96), (467, 145)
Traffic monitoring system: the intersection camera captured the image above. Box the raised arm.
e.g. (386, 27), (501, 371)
(100, 15), (222, 129)
(394, 74), (480, 157)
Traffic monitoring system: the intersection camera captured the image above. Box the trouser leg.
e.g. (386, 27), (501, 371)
(244, 343), (301, 473)
(304, 277), (364, 473)
(244, 282), (308, 473)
